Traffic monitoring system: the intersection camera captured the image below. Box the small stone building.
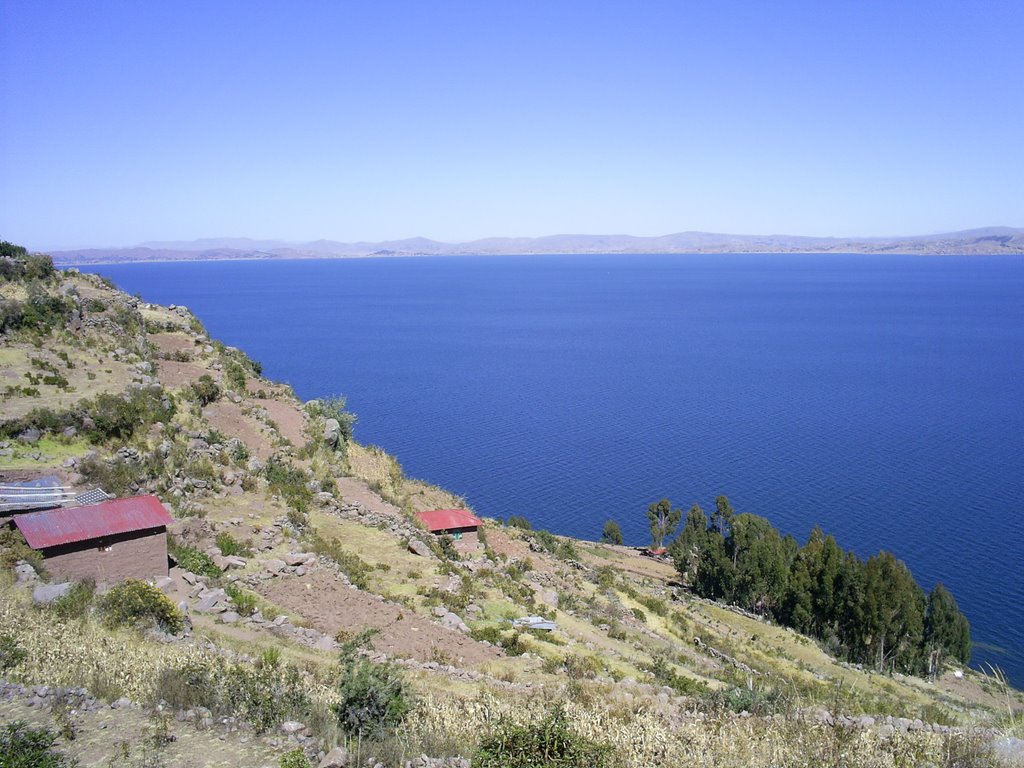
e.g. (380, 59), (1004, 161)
(416, 509), (483, 547)
(13, 495), (173, 583)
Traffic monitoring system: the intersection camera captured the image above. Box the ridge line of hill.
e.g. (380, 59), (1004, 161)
(46, 226), (1024, 264)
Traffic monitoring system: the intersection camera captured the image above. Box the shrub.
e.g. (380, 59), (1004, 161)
(601, 520), (624, 545)
(50, 580), (96, 621)
(225, 361), (248, 391)
(189, 374), (220, 406)
(154, 654), (309, 733)
(85, 388), (174, 442)
(705, 684), (789, 716)
(0, 721), (77, 768)
(279, 749), (310, 768)
(168, 539), (221, 577)
(645, 655), (707, 696)
(563, 653), (601, 680)
(468, 626), (529, 656)
(506, 515), (532, 530)
(636, 594), (668, 617)
(225, 584), (258, 617)
(77, 455), (145, 497)
(264, 458), (313, 512)
(330, 629), (413, 737)
(0, 526), (43, 572)
(98, 579), (184, 634)
(215, 531), (252, 558)
(306, 533), (370, 589)
(308, 395), (357, 444)
(334, 655), (414, 738)
(474, 706), (613, 768)
(0, 634), (27, 672)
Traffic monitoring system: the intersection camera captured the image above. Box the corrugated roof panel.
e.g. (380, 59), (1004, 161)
(14, 495), (173, 549)
(416, 509), (483, 532)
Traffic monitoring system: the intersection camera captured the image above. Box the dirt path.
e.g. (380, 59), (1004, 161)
(257, 570), (501, 666)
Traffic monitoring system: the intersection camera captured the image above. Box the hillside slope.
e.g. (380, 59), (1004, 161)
(2, 247), (1022, 767)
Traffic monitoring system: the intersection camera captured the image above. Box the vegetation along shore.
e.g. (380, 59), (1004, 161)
(2, 240), (1022, 767)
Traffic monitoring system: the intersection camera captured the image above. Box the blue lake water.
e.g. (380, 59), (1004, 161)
(85, 254), (1024, 684)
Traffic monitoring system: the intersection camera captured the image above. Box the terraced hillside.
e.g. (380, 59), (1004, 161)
(2, 246), (1022, 768)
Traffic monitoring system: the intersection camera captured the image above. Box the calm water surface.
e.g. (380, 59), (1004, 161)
(86, 254), (1024, 684)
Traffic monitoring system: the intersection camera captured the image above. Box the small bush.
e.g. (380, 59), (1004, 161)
(705, 683), (789, 716)
(264, 458), (314, 512)
(306, 533), (370, 589)
(506, 515), (532, 530)
(215, 531), (252, 558)
(600, 519), (624, 545)
(0, 634), (27, 672)
(189, 374), (220, 406)
(469, 626), (529, 656)
(168, 539), (221, 577)
(98, 579), (184, 634)
(334, 656), (414, 738)
(154, 654), (308, 733)
(279, 749), (310, 768)
(225, 584), (258, 617)
(0, 527), (44, 572)
(86, 388), (174, 442)
(0, 721), (77, 768)
(50, 580), (96, 621)
(645, 655), (707, 696)
(224, 361), (248, 391)
(563, 653), (601, 680)
(474, 706), (612, 768)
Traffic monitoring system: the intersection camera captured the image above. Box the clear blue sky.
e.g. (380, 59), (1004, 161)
(2, 1), (1022, 249)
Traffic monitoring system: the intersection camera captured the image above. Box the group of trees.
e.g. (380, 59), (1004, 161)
(661, 496), (970, 676)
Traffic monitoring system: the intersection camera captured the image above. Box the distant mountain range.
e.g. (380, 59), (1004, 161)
(49, 227), (1024, 265)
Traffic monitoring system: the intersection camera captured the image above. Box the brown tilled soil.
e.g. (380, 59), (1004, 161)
(336, 477), (403, 518)
(149, 331), (197, 357)
(154, 359), (211, 388)
(253, 398), (308, 446)
(256, 570), (502, 666)
(202, 401), (274, 459)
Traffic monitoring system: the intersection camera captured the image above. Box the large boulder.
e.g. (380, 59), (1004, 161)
(318, 747), (350, 768)
(33, 582), (73, 605)
(408, 539), (432, 558)
(323, 418), (341, 449)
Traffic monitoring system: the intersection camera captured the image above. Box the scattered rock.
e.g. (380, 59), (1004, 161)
(17, 427), (41, 444)
(318, 747), (350, 768)
(408, 539), (432, 558)
(32, 582), (73, 605)
(313, 635), (336, 652)
(14, 562), (39, 585)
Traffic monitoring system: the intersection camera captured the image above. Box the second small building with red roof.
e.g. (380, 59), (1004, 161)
(416, 508), (483, 548)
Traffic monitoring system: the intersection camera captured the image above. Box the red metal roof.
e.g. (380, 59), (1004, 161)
(417, 509), (482, 533)
(13, 495), (173, 549)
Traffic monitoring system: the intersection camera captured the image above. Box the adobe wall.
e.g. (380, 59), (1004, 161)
(41, 528), (169, 584)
